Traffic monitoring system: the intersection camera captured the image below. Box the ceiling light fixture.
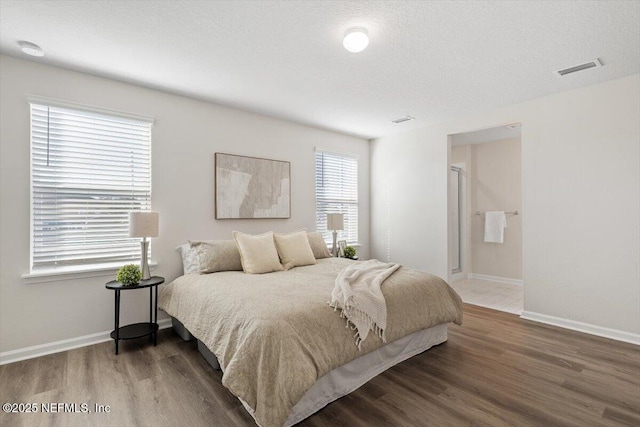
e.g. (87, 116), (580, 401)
(343, 28), (369, 53)
(18, 41), (44, 57)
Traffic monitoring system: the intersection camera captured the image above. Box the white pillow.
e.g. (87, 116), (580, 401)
(175, 244), (200, 275)
(274, 229), (316, 270)
(233, 231), (284, 274)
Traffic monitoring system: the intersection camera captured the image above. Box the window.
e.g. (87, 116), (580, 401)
(29, 99), (153, 272)
(315, 150), (358, 244)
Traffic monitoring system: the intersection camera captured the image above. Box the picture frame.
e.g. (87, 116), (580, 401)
(337, 240), (347, 257)
(215, 153), (291, 219)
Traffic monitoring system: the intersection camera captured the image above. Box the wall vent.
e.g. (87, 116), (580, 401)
(391, 115), (415, 124)
(556, 58), (602, 76)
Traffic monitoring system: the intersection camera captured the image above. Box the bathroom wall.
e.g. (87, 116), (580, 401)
(469, 138), (522, 280)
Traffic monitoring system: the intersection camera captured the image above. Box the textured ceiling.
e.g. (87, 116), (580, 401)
(1, 1), (638, 139)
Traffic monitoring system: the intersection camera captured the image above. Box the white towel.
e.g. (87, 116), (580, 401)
(329, 259), (401, 349)
(484, 211), (507, 243)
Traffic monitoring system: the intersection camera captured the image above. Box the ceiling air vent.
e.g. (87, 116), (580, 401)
(391, 115), (415, 124)
(556, 58), (602, 76)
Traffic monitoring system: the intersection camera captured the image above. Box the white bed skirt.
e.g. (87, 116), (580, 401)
(236, 323), (448, 426)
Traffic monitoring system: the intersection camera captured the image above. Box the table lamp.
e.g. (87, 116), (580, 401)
(326, 213), (344, 257)
(129, 211), (159, 280)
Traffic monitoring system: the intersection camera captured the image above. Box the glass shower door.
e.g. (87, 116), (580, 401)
(451, 166), (462, 274)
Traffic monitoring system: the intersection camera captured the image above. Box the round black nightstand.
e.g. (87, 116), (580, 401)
(105, 276), (164, 355)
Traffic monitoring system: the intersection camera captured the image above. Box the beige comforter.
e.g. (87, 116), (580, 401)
(159, 258), (463, 427)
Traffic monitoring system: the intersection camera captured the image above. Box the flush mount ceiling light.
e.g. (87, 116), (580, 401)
(343, 28), (369, 53)
(18, 41), (44, 57)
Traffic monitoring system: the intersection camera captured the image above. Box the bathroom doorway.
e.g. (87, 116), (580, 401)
(448, 124), (523, 314)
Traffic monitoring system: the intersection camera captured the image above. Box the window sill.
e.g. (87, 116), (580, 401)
(22, 261), (158, 284)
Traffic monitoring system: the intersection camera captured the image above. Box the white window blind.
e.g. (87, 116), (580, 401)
(315, 150), (358, 244)
(30, 102), (153, 271)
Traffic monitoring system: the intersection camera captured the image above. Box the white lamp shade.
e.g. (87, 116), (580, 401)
(129, 212), (159, 237)
(326, 213), (344, 231)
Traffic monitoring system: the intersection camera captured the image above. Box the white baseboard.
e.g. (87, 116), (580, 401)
(0, 318), (172, 365)
(468, 273), (523, 286)
(520, 311), (640, 346)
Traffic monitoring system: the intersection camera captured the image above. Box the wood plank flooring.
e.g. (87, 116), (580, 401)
(1, 304), (638, 427)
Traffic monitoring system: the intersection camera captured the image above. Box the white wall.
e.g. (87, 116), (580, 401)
(370, 126), (449, 277)
(0, 55), (370, 354)
(371, 74), (640, 340)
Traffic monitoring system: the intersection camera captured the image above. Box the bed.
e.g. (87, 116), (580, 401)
(159, 257), (463, 427)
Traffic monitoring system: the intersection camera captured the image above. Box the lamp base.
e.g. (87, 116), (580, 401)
(332, 230), (338, 257)
(140, 239), (151, 280)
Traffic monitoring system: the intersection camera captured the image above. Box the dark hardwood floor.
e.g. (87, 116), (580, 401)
(1, 304), (638, 427)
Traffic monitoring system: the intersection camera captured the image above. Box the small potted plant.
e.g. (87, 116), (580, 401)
(117, 264), (142, 286)
(343, 246), (357, 259)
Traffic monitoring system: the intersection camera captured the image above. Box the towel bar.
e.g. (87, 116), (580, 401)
(476, 211), (519, 215)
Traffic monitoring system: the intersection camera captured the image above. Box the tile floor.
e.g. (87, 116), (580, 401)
(449, 278), (523, 315)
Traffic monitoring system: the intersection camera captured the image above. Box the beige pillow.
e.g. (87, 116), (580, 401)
(189, 240), (243, 273)
(274, 229), (317, 270)
(233, 231), (284, 274)
(307, 232), (332, 259)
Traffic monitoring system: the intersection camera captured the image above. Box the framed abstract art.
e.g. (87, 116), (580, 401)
(215, 153), (291, 219)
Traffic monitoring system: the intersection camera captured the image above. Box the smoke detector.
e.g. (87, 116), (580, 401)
(18, 41), (44, 57)
(556, 58), (602, 76)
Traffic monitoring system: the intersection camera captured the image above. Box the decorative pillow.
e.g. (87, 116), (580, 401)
(188, 240), (243, 273)
(175, 244), (200, 275)
(233, 231), (284, 274)
(307, 232), (332, 259)
(274, 229), (317, 270)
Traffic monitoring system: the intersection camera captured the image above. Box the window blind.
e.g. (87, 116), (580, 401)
(315, 150), (358, 244)
(30, 102), (153, 270)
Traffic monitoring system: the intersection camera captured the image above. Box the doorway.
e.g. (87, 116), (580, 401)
(448, 124), (523, 314)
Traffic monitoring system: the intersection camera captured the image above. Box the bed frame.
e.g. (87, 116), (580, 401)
(171, 316), (448, 426)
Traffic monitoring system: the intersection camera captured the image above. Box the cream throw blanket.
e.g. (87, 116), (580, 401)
(330, 259), (401, 349)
